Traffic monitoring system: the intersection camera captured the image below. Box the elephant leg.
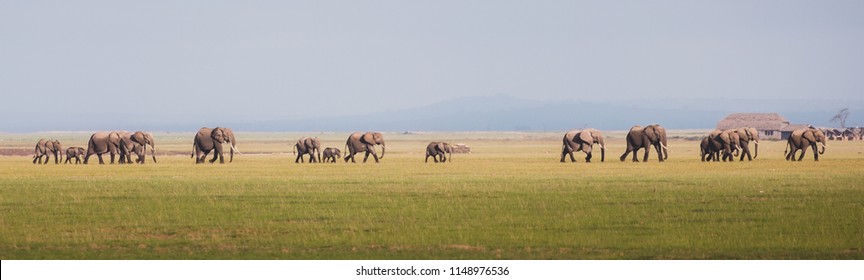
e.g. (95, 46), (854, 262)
(296, 153), (303, 163)
(97, 154), (105, 164)
(584, 152), (592, 163)
(363, 144), (379, 163)
(619, 148), (631, 162)
(797, 147), (807, 161)
(642, 146), (650, 162)
(54, 152), (59, 164)
(198, 151), (209, 164)
(812, 144), (819, 161)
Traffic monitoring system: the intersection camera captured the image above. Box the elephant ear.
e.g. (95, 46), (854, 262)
(578, 130), (593, 144)
(211, 128), (225, 142)
(643, 126), (657, 140)
(361, 133), (375, 144)
(131, 131), (146, 145)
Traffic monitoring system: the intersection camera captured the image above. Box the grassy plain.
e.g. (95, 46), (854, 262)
(1, 131), (862, 259)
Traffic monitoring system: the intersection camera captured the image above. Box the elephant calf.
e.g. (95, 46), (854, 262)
(65, 147), (86, 164)
(322, 147), (341, 163)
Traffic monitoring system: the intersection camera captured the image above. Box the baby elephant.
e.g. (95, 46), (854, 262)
(65, 147), (86, 164)
(322, 147), (341, 163)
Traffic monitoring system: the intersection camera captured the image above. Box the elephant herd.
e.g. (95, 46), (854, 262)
(561, 124), (827, 163)
(32, 131), (157, 165)
(30, 125), (830, 165)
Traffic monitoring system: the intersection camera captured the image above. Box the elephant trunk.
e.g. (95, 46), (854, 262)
(753, 140), (759, 159)
(819, 142), (826, 154)
(599, 140), (606, 162)
(150, 141), (157, 164)
(379, 142), (385, 159)
(659, 141), (669, 159)
(230, 142), (241, 155)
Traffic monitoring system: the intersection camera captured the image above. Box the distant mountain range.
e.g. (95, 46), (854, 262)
(231, 95), (863, 132)
(3, 95), (862, 132)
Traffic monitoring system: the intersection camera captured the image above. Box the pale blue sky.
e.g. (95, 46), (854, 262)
(2, 1), (862, 131)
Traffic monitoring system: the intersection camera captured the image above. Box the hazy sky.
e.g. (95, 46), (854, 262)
(2, 1), (863, 129)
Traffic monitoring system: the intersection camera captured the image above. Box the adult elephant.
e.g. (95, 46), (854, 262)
(620, 124), (668, 162)
(733, 127), (759, 161)
(84, 131), (121, 164)
(425, 142), (453, 163)
(785, 127), (827, 161)
(344, 132), (386, 163)
(33, 139), (62, 164)
(119, 131), (157, 164)
(192, 127), (239, 164)
(707, 129), (740, 162)
(293, 137), (321, 163)
(560, 128), (606, 163)
(65, 147), (86, 164)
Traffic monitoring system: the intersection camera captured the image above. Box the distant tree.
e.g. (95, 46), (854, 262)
(830, 108), (849, 128)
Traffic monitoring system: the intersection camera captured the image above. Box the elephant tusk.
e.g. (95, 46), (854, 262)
(659, 141), (670, 151)
(230, 143), (243, 154)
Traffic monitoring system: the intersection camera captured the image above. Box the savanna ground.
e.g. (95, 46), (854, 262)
(1, 131), (862, 259)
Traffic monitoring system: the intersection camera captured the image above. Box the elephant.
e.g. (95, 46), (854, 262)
(699, 136), (719, 162)
(707, 129), (740, 162)
(425, 142), (453, 163)
(292, 137), (321, 163)
(192, 127), (239, 164)
(64, 147), (86, 164)
(560, 128), (606, 163)
(119, 131), (157, 164)
(84, 131), (121, 164)
(785, 127), (827, 161)
(733, 127), (759, 161)
(620, 124), (668, 162)
(322, 147), (341, 163)
(344, 132), (386, 163)
(33, 139), (62, 164)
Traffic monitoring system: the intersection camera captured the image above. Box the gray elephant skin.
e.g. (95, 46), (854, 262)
(733, 127), (759, 161)
(119, 131), (158, 164)
(192, 127), (239, 164)
(293, 137), (322, 163)
(425, 142), (453, 163)
(65, 147), (86, 164)
(706, 129), (740, 162)
(84, 131), (121, 164)
(785, 127), (827, 161)
(560, 128), (606, 163)
(344, 132), (386, 163)
(322, 147), (341, 163)
(620, 124), (668, 162)
(33, 139), (62, 164)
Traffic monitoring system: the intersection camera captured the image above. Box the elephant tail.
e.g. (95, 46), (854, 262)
(784, 141), (790, 157)
(190, 144), (196, 158)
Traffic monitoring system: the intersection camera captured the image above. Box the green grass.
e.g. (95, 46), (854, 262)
(1, 132), (863, 259)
